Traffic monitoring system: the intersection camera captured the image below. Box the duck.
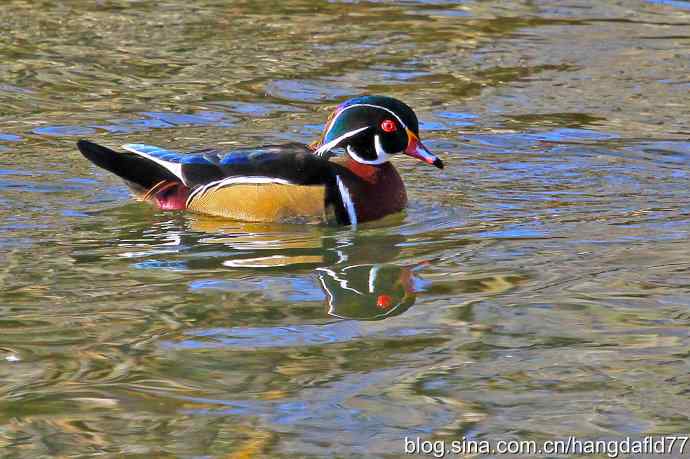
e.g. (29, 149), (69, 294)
(76, 95), (443, 226)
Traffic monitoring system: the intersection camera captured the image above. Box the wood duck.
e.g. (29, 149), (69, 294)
(76, 95), (443, 226)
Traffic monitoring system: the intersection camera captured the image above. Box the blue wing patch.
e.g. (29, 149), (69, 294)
(121, 144), (305, 186)
(218, 149), (287, 166)
(124, 144), (297, 166)
(181, 155), (216, 165)
(218, 150), (253, 166)
(123, 144), (279, 165)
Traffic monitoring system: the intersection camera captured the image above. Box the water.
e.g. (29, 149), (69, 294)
(1, 0), (689, 457)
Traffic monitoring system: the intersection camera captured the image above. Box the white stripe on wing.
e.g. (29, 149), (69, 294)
(122, 144), (185, 183)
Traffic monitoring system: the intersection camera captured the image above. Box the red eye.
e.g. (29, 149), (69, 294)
(380, 119), (397, 133)
(376, 294), (392, 309)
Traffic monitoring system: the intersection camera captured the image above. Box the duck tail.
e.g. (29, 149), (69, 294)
(76, 140), (189, 210)
(77, 140), (179, 189)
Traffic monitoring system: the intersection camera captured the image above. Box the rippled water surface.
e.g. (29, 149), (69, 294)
(1, 0), (690, 457)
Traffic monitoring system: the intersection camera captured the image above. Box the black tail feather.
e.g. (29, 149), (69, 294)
(77, 140), (179, 190)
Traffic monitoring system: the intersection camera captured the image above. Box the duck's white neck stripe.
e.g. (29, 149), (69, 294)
(346, 135), (392, 165)
(336, 175), (357, 226)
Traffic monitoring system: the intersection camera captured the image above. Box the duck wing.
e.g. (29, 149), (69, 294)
(77, 140), (348, 223)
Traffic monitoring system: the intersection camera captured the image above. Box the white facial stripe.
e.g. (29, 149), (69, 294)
(336, 175), (357, 226)
(319, 103), (411, 149)
(316, 103), (414, 163)
(314, 126), (370, 156)
(187, 176), (292, 206)
(325, 103), (409, 136)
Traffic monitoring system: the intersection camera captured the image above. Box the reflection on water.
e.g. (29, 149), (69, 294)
(1, 0), (690, 457)
(317, 264), (419, 320)
(191, 221), (423, 320)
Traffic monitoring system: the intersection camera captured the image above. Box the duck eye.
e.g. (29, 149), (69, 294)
(380, 119), (397, 133)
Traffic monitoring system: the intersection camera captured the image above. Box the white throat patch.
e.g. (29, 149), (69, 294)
(346, 135), (393, 165)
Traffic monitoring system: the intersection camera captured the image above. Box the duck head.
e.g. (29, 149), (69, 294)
(312, 95), (444, 169)
(317, 264), (417, 320)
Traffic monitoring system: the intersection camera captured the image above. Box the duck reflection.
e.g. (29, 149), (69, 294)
(96, 213), (427, 321)
(317, 264), (417, 320)
(188, 216), (424, 321)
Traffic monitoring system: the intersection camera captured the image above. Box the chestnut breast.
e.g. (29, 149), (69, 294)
(331, 158), (408, 223)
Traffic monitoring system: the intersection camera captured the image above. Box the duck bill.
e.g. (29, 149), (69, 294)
(404, 129), (443, 169)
